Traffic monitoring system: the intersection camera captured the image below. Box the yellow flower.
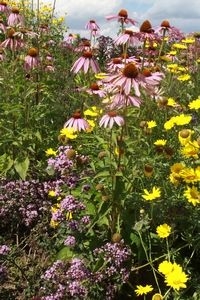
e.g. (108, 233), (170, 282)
(184, 186), (200, 206)
(45, 148), (57, 156)
(147, 120), (157, 129)
(173, 114), (192, 126)
(172, 43), (187, 50)
(165, 264), (188, 291)
(168, 50), (177, 56)
(156, 223), (171, 238)
(177, 74), (191, 81)
(86, 119), (96, 132)
(164, 118), (175, 130)
(178, 129), (193, 146)
(158, 261), (173, 275)
(135, 285), (153, 296)
(181, 141), (199, 159)
(48, 190), (57, 197)
(188, 98), (200, 110)
(95, 72), (108, 79)
(180, 167), (197, 183)
(59, 127), (78, 139)
(152, 293), (163, 300)
(154, 139), (167, 146)
(167, 97), (177, 107)
(182, 38), (195, 44)
(142, 187), (161, 201)
(169, 163), (185, 185)
(84, 106), (100, 117)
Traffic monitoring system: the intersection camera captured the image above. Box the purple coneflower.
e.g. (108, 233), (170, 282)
(85, 19), (100, 31)
(106, 63), (144, 96)
(74, 39), (91, 53)
(0, 1), (9, 13)
(64, 110), (90, 132)
(24, 47), (39, 71)
(141, 68), (164, 86)
(106, 9), (137, 26)
(114, 29), (139, 47)
(0, 28), (23, 50)
(0, 18), (6, 33)
(7, 7), (24, 26)
(99, 111), (124, 129)
(138, 20), (156, 42)
(71, 51), (100, 74)
(109, 91), (142, 109)
(86, 82), (106, 97)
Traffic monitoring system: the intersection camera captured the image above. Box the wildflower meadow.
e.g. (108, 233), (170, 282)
(1, 1), (200, 299)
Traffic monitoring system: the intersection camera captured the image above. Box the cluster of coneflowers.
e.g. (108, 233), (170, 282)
(62, 9), (185, 133)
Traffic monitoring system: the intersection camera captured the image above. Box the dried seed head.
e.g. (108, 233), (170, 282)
(161, 20), (170, 28)
(72, 110), (82, 119)
(98, 151), (107, 159)
(118, 9), (128, 19)
(65, 149), (76, 159)
(140, 20), (153, 33)
(112, 233), (122, 243)
(144, 164), (154, 177)
(89, 20), (96, 23)
(28, 47), (38, 57)
(123, 63), (139, 78)
(139, 120), (147, 128)
(0, 1), (7, 6)
(124, 29), (134, 36)
(142, 68), (152, 77)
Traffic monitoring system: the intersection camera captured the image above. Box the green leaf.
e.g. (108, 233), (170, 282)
(56, 247), (74, 260)
(14, 157), (30, 180)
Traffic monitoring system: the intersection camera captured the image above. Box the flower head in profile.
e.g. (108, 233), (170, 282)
(99, 111), (124, 129)
(85, 19), (100, 31)
(106, 9), (137, 26)
(142, 186), (161, 201)
(152, 293), (163, 300)
(71, 51), (100, 74)
(64, 110), (90, 132)
(24, 47), (40, 71)
(156, 223), (171, 238)
(147, 120), (157, 129)
(154, 139), (167, 147)
(114, 29), (139, 46)
(135, 284), (153, 296)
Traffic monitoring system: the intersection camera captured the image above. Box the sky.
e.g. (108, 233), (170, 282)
(43, 0), (200, 38)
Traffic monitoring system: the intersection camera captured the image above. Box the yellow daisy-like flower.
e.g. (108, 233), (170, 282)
(84, 106), (100, 117)
(168, 50), (177, 56)
(169, 162), (185, 185)
(177, 74), (191, 81)
(158, 261), (173, 275)
(182, 37), (195, 44)
(172, 43), (187, 50)
(142, 187), (161, 201)
(165, 264), (188, 291)
(188, 98), (200, 110)
(184, 186), (200, 206)
(154, 139), (167, 146)
(135, 285), (153, 296)
(164, 118), (175, 130)
(86, 119), (96, 132)
(180, 167), (197, 183)
(181, 141), (199, 159)
(48, 190), (57, 197)
(174, 114), (192, 126)
(156, 223), (171, 238)
(167, 97), (177, 107)
(95, 72), (108, 79)
(59, 127), (78, 139)
(147, 120), (157, 129)
(45, 148), (57, 156)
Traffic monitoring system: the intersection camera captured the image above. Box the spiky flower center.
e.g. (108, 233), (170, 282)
(108, 111), (117, 117)
(7, 28), (15, 38)
(142, 68), (152, 77)
(124, 29), (134, 36)
(72, 111), (82, 119)
(89, 20), (96, 23)
(112, 58), (122, 64)
(144, 164), (153, 172)
(161, 20), (170, 28)
(90, 83), (99, 90)
(11, 7), (19, 14)
(82, 51), (93, 58)
(28, 47), (38, 57)
(118, 9), (128, 18)
(0, 1), (7, 6)
(123, 63), (139, 78)
(140, 20), (153, 33)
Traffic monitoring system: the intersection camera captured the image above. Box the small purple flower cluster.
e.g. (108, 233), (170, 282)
(41, 258), (90, 299)
(0, 245), (11, 255)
